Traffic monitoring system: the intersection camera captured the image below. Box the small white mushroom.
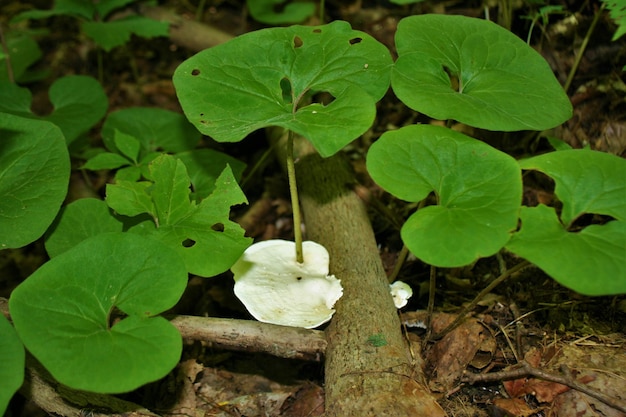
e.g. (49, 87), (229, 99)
(390, 281), (413, 308)
(231, 240), (343, 329)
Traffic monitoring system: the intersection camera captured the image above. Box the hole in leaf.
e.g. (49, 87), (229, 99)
(349, 37), (362, 45)
(313, 28), (321, 33)
(182, 238), (196, 247)
(568, 213), (616, 232)
(312, 91), (335, 106)
(191, 69), (200, 76)
(293, 36), (303, 48)
(296, 276), (302, 281)
(443, 66), (460, 92)
(211, 223), (225, 232)
(280, 77), (293, 103)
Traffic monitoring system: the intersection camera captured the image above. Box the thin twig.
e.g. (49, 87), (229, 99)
(563, 3), (605, 92)
(463, 360), (626, 413)
(430, 260), (531, 341)
(0, 23), (15, 83)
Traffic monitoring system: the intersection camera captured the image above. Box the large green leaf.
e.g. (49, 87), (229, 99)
(45, 198), (124, 258)
(102, 107), (200, 155)
(9, 232), (187, 393)
(0, 315), (24, 416)
(506, 149), (626, 295)
(506, 205), (626, 295)
(0, 76), (107, 144)
(392, 14), (572, 131)
(518, 149), (626, 226)
(173, 20), (392, 157)
(106, 154), (251, 276)
(0, 114), (70, 249)
(367, 125), (522, 267)
(0, 33), (42, 82)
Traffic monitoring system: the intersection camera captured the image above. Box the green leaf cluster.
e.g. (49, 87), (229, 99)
(13, 0), (169, 51)
(0, 75), (108, 144)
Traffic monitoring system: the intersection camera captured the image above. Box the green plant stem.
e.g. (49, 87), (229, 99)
(319, 0), (325, 22)
(564, 3), (605, 92)
(430, 259), (531, 341)
(286, 129), (304, 264)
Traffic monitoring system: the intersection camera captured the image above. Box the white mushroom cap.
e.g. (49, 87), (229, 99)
(390, 281), (413, 308)
(231, 240), (343, 329)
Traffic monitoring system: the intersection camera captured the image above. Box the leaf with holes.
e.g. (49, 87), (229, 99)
(106, 154), (251, 277)
(9, 232), (187, 393)
(173, 20), (392, 157)
(392, 14), (572, 131)
(367, 125), (522, 267)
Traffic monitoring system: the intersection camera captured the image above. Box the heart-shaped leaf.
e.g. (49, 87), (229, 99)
(45, 198), (124, 258)
(106, 154), (251, 276)
(367, 125), (522, 267)
(506, 149), (626, 295)
(392, 14), (572, 131)
(0, 113), (70, 249)
(173, 20), (392, 157)
(9, 232), (187, 393)
(0, 75), (107, 143)
(518, 149), (626, 226)
(506, 205), (626, 295)
(0, 315), (24, 416)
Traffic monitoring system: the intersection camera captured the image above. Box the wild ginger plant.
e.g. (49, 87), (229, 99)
(367, 14), (626, 295)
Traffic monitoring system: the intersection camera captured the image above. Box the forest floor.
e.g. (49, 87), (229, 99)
(1, 1), (626, 416)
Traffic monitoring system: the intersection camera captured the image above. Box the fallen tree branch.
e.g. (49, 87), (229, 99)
(462, 360), (626, 413)
(272, 134), (447, 416)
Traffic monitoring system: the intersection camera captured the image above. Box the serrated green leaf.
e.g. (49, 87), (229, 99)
(150, 156), (193, 226)
(102, 107), (200, 155)
(45, 198), (123, 257)
(247, 0), (316, 24)
(9, 232), (187, 393)
(367, 125), (522, 267)
(155, 165), (251, 276)
(506, 205), (626, 295)
(0, 75), (107, 144)
(519, 149), (626, 226)
(174, 20), (392, 157)
(113, 129), (141, 163)
(176, 149), (246, 200)
(106, 180), (156, 219)
(392, 14), (572, 131)
(0, 315), (24, 416)
(82, 16), (169, 51)
(0, 114), (70, 249)
(107, 155), (251, 276)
